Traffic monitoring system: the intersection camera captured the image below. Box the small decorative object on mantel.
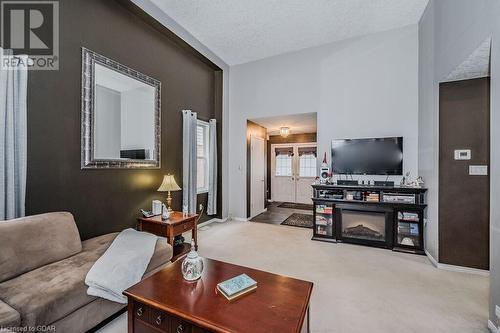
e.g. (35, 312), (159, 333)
(181, 239), (204, 281)
(216, 274), (257, 301)
(400, 171), (412, 187)
(414, 176), (425, 188)
(157, 174), (181, 212)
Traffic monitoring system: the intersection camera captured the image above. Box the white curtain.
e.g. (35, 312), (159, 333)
(0, 49), (28, 220)
(182, 110), (197, 214)
(207, 119), (217, 215)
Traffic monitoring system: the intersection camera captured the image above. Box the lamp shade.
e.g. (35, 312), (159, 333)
(157, 174), (181, 192)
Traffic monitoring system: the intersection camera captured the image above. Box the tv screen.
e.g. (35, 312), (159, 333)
(331, 137), (403, 175)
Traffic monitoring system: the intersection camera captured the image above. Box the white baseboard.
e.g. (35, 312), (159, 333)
(436, 263), (489, 276)
(425, 250), (438, 268)
(488, 320), (498, 333)
(198, 217), (228, 228)
(425, 250), (489, 276)
(230, 208), (268, 223)
(232, 216), (250, 222)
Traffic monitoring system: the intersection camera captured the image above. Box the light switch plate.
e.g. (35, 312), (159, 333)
(454, 149), (471, 160)
(469, 165), (488, 176)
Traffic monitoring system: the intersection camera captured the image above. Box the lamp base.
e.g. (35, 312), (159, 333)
(166, 191), (173, 212)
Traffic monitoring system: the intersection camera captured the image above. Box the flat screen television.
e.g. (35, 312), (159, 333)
(331, 137), (403, 175)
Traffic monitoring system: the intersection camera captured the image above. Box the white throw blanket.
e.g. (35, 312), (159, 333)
(85, 228), (158, 303)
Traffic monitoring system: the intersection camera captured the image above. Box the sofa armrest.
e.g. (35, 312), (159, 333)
(0, 299), (20, 329)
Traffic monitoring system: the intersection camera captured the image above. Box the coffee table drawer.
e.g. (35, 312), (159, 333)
(134, 302), (150, 322)
(170, 317), (192, 333)
(134, 302), (172, 330)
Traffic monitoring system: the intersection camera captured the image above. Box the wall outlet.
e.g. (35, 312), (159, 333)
(469, 165), (488, 176)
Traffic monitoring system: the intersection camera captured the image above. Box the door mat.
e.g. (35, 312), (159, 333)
(281, 213), (313, 229)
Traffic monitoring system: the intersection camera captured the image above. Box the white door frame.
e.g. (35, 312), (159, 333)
(271, 142), (317, 204)
(250, 135), (266, 218)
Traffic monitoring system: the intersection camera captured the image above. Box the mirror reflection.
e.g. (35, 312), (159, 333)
(94, 63), (156, 161)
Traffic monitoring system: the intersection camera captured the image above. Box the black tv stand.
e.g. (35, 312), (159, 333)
(311, 183), (427, 254)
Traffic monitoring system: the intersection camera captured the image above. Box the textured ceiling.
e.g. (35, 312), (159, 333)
(251, 113), (317, 136)
(445, 37), (491, 82)
(150, 0), (429, 65)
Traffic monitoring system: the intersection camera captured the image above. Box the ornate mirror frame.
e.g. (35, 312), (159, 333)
(81, 47), (161, 169)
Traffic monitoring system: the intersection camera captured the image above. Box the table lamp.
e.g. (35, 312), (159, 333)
(157, 174), (181, 212)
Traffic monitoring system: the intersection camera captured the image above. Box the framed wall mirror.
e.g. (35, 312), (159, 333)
(81, 47), (161, 169)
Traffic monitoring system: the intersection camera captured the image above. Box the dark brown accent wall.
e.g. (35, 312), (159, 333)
(267, 133), (317, 200)
(439, 77), (490, 270)
(246, 121), (267, 218)
(25, 0), (223, 240)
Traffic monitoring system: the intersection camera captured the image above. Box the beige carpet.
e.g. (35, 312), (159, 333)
(100, 220), (489, 333)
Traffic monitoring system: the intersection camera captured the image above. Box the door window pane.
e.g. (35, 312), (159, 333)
(275, 154), (292, 176)
(299, 154), (317, 177)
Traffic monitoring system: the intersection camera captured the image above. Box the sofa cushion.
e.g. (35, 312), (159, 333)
(0, 299), (20, 329)
(0, 212), (82, 283)
(146, 237), (173, 272)
(0, 232), (172, 327)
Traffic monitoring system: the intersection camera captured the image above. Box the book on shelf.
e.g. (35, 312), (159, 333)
(217, 274), (257, 301)
(315, 216), (329, 225)
(316, 206), (333, 214)
(398, 212), (420, 221)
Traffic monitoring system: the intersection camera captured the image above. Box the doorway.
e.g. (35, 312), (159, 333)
(250, 135), (266, 218)
(271, 143), (317, 204)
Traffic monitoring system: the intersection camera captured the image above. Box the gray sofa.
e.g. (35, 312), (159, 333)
(0, 212), (173, 332)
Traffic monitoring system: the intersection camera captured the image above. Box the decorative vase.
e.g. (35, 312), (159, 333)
(181, 240), (203, 281)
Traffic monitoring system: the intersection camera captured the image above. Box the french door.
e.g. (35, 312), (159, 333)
(271, 143), (317, 204)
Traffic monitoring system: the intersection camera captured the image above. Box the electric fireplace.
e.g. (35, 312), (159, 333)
(340, 210), (392, 248)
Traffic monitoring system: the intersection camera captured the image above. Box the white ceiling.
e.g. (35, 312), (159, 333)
(251, 113), (317, 136)
(150, 0), (429, 65)
(444, 37), (491, 82)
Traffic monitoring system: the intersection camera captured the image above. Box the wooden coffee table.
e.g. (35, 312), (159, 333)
(123, 258), (313, 333)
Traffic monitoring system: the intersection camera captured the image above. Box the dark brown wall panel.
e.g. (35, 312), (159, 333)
(267, 133), (317, 200)
(439, 77), (490, 270)
(25, 0), (222, 240)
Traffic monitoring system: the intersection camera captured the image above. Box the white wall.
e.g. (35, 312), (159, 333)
(134, 0), (230, 220)
(95, 85), (121, 159)
(418, 0), (500, 324)
(229, 25), (419, 219)
(121, 86), (155, 157)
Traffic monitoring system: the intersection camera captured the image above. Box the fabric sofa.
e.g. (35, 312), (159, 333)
(0, 212), (173, 332)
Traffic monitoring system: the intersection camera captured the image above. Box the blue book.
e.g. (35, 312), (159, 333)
(217, 274), (257, 300)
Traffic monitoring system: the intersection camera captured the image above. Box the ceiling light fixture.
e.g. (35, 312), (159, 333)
(280, 127), (290, 138)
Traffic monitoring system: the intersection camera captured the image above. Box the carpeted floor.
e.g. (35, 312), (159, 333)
(99, 220), (489, 333)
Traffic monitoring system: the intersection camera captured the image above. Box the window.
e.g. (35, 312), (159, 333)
(275, 154), (293, 176)
(299, 154), (317, 177)
(197, 120), (209, 193)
